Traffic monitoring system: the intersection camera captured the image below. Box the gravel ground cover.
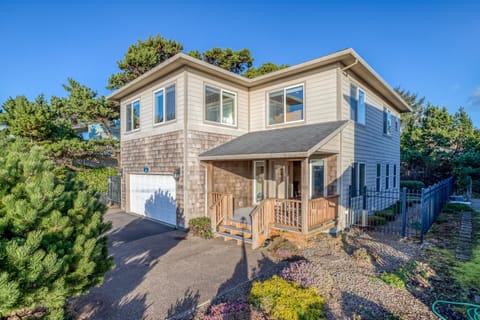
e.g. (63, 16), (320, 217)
(192, 231), (440, 320)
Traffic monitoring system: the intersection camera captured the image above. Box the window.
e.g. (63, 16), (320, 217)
(310, 160), (325, 199)
(393, 164), (397, 189)
(125, 99), (140, 132)
(384, 107), (392, 135)
(350, 84), (366, 125)
(205, 85), (236, 125)
(376, 163), (381, 192)
(351, 162), (366, 196)
(357, 89), (366, 125)
(254, 161), (265, 203)
(385, 164), (390, 190)
(154, 84), (176, 124)
(268, 84), (304, 125)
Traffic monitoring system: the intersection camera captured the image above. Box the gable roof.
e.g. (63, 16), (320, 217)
(107, 48), (411, 113)
(198, 120), (349, 160)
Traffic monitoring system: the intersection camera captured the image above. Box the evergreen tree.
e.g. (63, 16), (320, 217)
(107, 34), (183, 90)
(243, 62), (290, 79)
(188, 47), (253, 74)
(0, 137), (113, 319)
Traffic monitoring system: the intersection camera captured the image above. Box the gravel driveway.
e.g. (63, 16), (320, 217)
(69, 209), (278, 320)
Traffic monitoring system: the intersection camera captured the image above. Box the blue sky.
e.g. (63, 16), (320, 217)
(1, 0), (480, 125)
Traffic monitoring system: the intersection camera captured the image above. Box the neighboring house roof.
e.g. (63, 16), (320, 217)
(107, 48), (411, 113)
(199, 120), (349, 160)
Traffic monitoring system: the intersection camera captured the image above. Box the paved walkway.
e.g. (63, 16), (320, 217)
(70, 209), (276, 320)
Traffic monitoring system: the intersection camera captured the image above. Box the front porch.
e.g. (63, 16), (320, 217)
(206, 157), (340, 248)
(199, 120), (348, 248)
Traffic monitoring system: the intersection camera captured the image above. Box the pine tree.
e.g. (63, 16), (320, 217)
(0, 137), (113, 319)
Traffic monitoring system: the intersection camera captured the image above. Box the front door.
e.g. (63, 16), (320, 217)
(273, 161), (288, 199)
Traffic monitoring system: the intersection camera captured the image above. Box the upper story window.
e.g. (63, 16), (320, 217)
(384, 107), (392, 135)
(154, 84), (176, 124)
(350, 84), (366, 125)
(268, 84), (304, 125)
(125, 99), (140, 132)
(205, 85), (236, 126)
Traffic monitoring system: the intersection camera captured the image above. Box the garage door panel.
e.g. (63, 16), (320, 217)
(129, 174), (176, 225)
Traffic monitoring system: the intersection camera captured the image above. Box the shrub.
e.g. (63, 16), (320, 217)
(249, 276), (325, 320)
(76, 167), (118, 193)
(267, 236), (302, 261)
(352, 248), (371, 261)
(280, 260), (326, 289)
(400, 180), (425, 190)
(380, 272), (406, 289)
(203, 301), (251, 320)
(367, 215), (386, 226)
(189, 217), (213, 239)
(442, 203), (473, 213)
(0, 140), (113, 319)
(374, 209), (396, 220)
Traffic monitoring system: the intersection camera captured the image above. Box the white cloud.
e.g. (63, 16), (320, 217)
(468, 87), (480, 107)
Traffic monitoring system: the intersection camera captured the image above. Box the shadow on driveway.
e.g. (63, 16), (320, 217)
(70, 210), (278, 320)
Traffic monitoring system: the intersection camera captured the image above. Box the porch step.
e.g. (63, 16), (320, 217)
(215, 231), (253, 244)
(228, 216), (251, 225)
(218, 225), (252, 238)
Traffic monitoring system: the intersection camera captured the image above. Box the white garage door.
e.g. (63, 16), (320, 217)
(129, 174), (176, 225)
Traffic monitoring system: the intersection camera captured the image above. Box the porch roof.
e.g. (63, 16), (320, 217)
(199, 120), (348, 160)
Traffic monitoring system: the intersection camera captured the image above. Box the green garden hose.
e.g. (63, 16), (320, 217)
(432, 300), (480, 319)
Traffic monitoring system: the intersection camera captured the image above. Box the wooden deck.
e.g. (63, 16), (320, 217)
(209, 192), (339, 248)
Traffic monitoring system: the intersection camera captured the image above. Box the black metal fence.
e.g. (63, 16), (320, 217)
(106, 175), (121, 207)
(347, 177), (453, 241)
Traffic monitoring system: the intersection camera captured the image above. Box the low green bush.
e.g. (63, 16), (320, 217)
(374, 209), (396, 220)
(249, 275), (325, 320)
(400, 180), (425, 190)
(76, 167), (118, 193)
(367, 215), (386, 225)
(188, 217), (213, 239)
(442, 203), (473, 213)
(380, 271), (407, 289)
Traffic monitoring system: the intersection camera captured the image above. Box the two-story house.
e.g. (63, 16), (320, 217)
(107, 48), (410, 248)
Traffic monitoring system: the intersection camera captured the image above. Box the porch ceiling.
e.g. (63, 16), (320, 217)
(199, 120), (348, 160)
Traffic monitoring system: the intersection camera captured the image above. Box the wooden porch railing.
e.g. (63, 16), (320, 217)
(251, 199), (274, 249)
(208, 192), (233, 230)
(273, 199), (302, 231)
(308, 195), (339, 229)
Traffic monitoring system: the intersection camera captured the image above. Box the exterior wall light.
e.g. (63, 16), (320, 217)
(173, 167), (181, 181)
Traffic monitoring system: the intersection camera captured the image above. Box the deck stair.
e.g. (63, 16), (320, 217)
(215, 208), (254, 245)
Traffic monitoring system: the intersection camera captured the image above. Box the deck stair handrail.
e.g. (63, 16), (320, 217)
(208, 192), (233, 230)
(250, 199), (273, 249)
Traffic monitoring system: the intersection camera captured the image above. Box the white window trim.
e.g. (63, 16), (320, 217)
(357, 88), (366, 125)
(267, 83), (305, 127)
(204, 85), (238, 127)
(253, 161), (265, 204)
(309, 159), (327, 199)
(152, 84), (176, 126)
(125, 98), (141, 133)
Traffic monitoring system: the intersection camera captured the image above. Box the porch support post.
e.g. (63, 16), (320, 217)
(207, 161), (214, 229)
(301, 158), (309, 234)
